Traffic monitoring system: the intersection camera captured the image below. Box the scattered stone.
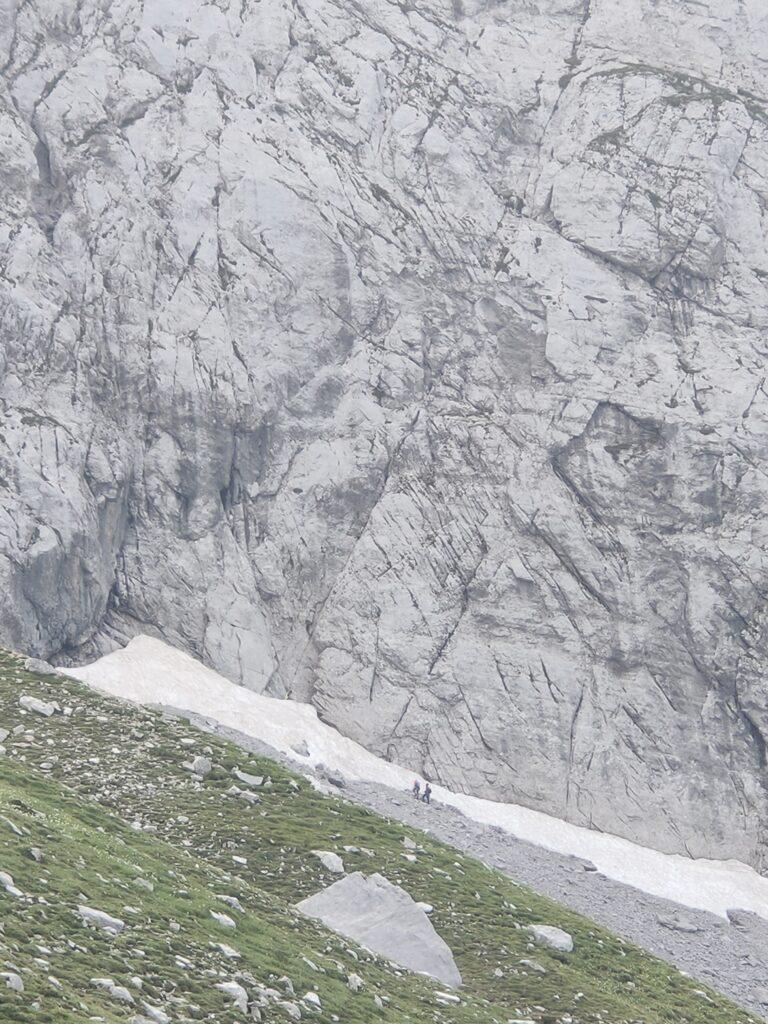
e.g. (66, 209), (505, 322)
(322, 769), (346, 788)
(184, 755), (212, 777)
(1, 972), (24, 992)
(693, 988), (714, 1003)
(725, 907), (768, 951)
(91, 977), (135, 1003)
(77, 905), (125, 934)
(347, 973), (364, 992)
(303, 990), (322, 1008)
(210, 910), (236, 929)
(278, 1000), (302, 1020)
(297, 871), (462, 988)
(527, 925), (574, 952)
(216, 943), (241, 959)
(28, 847), (43, 862)
(233, 768), (264, 787)
(657, 913), (700, 934)
(216, 894), (244, 912)
(19, 694), (57, 717)
(141, 1004), (170, 1023)
(1, 818), (23, 839)
(435, 991), (461, 1005)
(291, 740), (310, 758)
(519, 958), (547, 975)
(0, 870), (24, 898)
(216, 981), (248, 1013)
(312, 850), (345, 874)
(24, 657), (57, 676)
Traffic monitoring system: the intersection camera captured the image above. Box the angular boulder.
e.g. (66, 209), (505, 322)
(19, 695), (57, 717)
(311, 850), (344, 874)
(24, 657), (57, 676)
(296, 872), (461, 988)
(527, 924), (574, 952)
(76, 905), (125, 934)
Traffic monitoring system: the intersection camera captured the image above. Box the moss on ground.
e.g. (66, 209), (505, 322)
(0, 649), (756, 1024)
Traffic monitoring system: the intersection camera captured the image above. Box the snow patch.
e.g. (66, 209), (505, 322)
(65, 636), (768, 922)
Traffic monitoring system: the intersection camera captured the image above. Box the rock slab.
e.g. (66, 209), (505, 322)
(297, 871), (462, 988)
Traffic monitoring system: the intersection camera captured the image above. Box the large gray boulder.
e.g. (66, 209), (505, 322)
(297, 872), (462, 988)
(1, 0), (767, 868)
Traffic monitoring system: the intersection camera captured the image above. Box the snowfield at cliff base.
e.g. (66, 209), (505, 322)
(66, 635), (768, 924)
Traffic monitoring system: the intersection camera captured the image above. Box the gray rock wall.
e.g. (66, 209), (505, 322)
(1, 0), (767, 865)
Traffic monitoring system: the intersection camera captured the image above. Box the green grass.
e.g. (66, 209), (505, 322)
(0, 649), (757, 1024)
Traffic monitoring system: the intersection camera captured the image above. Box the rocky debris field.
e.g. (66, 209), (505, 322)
(348, 782), (768, 1020)
(0, 650), (761, 1024)
(175, 710), (768, 1021)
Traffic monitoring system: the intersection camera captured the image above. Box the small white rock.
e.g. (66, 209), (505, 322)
(215, 943), (241, 959)
(527, 924), (573, 952)
(435, 991), (461, 1005)
(0, 870), (24, 898)
(141, 1004), (171, 1024)
(77, 905), (125, 934)
(216, 894), (244, 912)
(210, 910), (236, 929)
(233, 768), (264, 787)
(312, 850), (344, 873)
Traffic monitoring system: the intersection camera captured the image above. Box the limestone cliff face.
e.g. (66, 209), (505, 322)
(1, 0), (767, 865)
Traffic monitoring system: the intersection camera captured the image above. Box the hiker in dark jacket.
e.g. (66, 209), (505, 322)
(412, 779), (421, 799)
(422, 782), (432, 805)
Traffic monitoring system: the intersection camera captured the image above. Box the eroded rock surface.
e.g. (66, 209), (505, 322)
(1, 1), (767, 865)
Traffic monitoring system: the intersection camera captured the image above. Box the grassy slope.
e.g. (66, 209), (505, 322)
(0, 649), (755, 1024)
